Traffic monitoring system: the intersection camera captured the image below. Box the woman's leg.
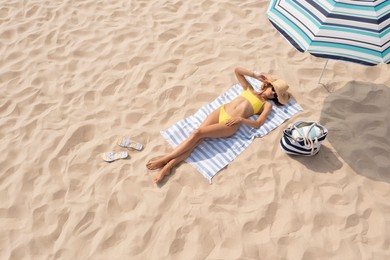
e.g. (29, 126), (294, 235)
(152, 139), (203, 183)
(147, 107), (221, 170)
(153, 115), (243, 183)
(148, 120), (240, 169)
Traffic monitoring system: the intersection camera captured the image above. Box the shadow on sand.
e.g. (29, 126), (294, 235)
(287, 145), (343, 174)
(319, 81), (390, 182)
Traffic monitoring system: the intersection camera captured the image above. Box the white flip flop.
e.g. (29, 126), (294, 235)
(117, 136), (143, 151)
(101, 151), (129, 162)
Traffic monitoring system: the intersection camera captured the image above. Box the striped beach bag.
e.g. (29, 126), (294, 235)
(280, 120), (328, 156)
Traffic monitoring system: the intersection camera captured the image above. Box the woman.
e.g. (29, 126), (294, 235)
(147, 67), (290, 183)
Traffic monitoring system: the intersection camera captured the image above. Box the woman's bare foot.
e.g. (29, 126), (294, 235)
(146, 159), (167, 170)
(152, 164), (172, 184)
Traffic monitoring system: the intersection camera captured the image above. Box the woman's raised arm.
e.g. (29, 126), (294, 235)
(234, 67), (255, 90)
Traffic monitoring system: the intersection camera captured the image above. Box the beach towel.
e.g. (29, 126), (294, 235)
(161, 76), (303, 183)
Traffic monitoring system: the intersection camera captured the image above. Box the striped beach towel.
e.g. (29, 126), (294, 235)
(161, 77), (303, 183)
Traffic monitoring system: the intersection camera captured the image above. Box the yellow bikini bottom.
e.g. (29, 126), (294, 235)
(218, 105), (232, 123)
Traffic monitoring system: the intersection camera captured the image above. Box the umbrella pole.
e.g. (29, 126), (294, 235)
(318, 59), (328, 84)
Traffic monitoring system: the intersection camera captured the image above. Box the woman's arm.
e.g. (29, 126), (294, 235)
(234, 67), (256, 90)
(253, 102), (272, 128)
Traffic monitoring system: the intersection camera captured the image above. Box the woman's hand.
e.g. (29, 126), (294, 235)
(253, 71), (269, 83)
(225, 117), (242, 127)
(258, 74), (268, 83)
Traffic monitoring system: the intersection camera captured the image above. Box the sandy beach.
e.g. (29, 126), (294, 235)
(1, 0), (390, 259)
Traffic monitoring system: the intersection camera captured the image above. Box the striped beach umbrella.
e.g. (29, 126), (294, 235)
(267, 0), (390, 82)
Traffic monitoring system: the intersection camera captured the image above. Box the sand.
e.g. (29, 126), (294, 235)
(1, 0), (390, 259)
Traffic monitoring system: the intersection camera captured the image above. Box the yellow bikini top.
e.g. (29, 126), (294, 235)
(240, 89), (264, 114)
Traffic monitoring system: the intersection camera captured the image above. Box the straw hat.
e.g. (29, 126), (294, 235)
(270, 79), (290, 105)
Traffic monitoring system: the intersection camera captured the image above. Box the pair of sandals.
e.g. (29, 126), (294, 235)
(101, 136), (143, 162)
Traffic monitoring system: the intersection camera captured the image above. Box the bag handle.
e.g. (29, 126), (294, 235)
(292, 123), (319, 156)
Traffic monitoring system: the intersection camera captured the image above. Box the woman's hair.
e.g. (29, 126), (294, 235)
(272, 96), (282, 106)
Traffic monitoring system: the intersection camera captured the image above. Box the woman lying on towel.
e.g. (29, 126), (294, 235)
(147, 67), (291, 183)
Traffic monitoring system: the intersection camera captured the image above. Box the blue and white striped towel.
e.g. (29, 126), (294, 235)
(161, 77), (303, 183)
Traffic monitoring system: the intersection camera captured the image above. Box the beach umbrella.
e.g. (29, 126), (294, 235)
(267, 0), (390, 83)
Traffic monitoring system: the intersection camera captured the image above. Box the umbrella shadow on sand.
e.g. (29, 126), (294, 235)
(319, 81), (390, 182)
